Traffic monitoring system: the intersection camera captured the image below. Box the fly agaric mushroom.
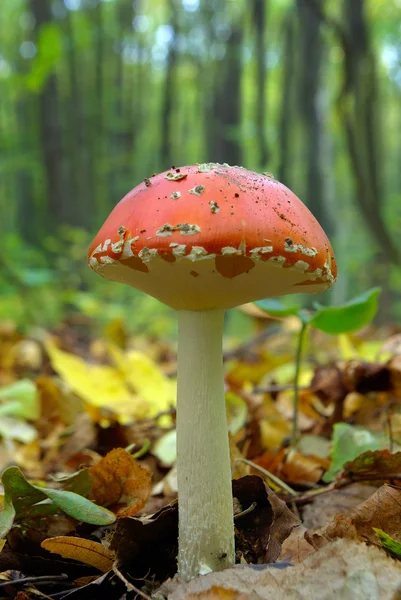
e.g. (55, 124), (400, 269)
(88, 163), (337, 580)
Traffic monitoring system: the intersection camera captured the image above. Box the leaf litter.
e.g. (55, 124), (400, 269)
(1, 312), (401, 597)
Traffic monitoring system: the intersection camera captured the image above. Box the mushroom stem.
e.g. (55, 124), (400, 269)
(176, 308), (234, 580)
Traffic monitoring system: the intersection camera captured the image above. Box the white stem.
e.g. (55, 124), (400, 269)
(176, 309), (234, 580)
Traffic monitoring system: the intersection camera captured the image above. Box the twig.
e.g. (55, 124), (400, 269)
(112, 564), (152, 600)
(235, 458), (297, 496)
(234, 501), (257, 519)
(254, 383), (309, 394)
(0, 574), (68, 588)
(282, 472), (401, 506)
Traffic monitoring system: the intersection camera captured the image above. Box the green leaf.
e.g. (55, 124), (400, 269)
(225, 392), (248, 435)
(0, 489), (16, 539)
(255, 299), (301, 318)
(0, 417), (37, 443)
(323, 423), (387, 483)
(38, 488), (116, 526)
(51, 469), (92, 498)
(0, 380), (39, 420)
(2, 467), (46, 514)
(310, 288), (381, 335)
(374, 528), (401, 559)
(1, 467), (115, 527)
(152, 430), (177, 467)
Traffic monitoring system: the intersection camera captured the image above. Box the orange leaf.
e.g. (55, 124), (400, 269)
(88, 448), (152, 517)
(41, 536), (114, 572)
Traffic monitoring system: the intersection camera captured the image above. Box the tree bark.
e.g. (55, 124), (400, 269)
(297, 0), (332, 236)
(252, 0), (269, 169)
(305, 0), (398, 264)
(160, 0), (179, 168)
(208, 17), (243, 165)
(277, 13), (295, 186)
(29, 0), (70, 228)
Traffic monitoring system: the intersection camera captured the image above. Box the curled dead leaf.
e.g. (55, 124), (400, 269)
(88, 448), (152, 517)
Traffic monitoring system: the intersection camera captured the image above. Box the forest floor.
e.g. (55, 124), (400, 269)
(1, 312), (401, 599)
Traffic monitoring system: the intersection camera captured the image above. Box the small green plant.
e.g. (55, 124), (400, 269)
(255, 287), (381, 444)
(0, 466), (116, 539)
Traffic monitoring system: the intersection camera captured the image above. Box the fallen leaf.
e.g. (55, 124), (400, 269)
(111, 502), (179, 582)
(306, 484), (401, 549)
(343, 449), (401, 479)
(323, 423), (388, 482)
(41, 536), (114, 572)
(88, 448), (152, 517)
(233, 475), (300, 564)
(159, 539), (401, 600)
(186, 586), (250, 599)
(46, 342), (176, 421)
(302, 484), (378, 530)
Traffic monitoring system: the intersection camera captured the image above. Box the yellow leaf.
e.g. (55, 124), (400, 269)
(338, 334), (358, 360)
(108, 344), (176, 419)
(41, 536), (114, 572)
(0, 540), (5, 552)
(46, 342), (176, 421)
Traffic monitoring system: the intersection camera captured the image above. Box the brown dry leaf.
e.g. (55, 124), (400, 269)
(41, 536), (114, 573)
(306, 484), (401, 550)
(279, 449), (329, 485)
(88, 448), (152, 517)
(160, 539), (401, 600)
(311, 365), (347, 404)
(111, 502), (179, 582)
(343, 449), (401, 478)
(279, 524), (316, 564)
(302, 484), (378, 530)
(233, 475), (300, 564)
(253, 449), (328, 486)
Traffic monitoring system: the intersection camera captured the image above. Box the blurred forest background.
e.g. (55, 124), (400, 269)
(0, 0), (400, 332)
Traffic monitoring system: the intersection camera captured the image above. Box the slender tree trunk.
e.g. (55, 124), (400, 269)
(209, 19), (243, 165)
(63, 8), (94, 227)
(109, 0), (135, 201)
(252, 0), (269, 169)
(297, 0), (332, 235)
(15, 98), (36, 243)
(29, 0), (69, 228)
(160, 0), (179, 168)
(305, 0), (398, 264)
(277, 13), (295, 186)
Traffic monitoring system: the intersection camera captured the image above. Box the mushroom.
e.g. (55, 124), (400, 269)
(88, 163), (337, 580)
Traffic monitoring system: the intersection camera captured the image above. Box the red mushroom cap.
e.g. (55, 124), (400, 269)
(88, 163), (337, 310)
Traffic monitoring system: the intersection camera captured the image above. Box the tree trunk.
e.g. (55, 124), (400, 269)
(252, 0), (269, 169)
(305, 0), (398, 264)
(109, 0), (135, 202)
(160, 0), (179, 168)
(63, 7), (93, 228)
(277, 13), (295, 186)
(208, 18), (243, 165)
(297, 0), (332, 236)
(29, 0), (70, 229)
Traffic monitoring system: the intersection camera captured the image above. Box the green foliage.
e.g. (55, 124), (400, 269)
(255, 299), (302, 318)
(0, 380), (39, 420)
(25, 23), (63, 92)
(0, 466), (116, 538)
(256, 288), (381, 335)
(310, 288), (382, 335)
(323, 423), (388, 483)
(373, 528), (401, 559)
